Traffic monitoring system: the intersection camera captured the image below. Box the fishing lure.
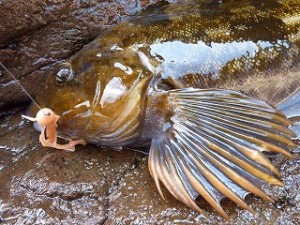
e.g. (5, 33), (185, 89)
(4, 0), (300, 219)
(22, 108), (86, 151)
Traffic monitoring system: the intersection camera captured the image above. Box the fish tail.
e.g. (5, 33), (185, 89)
(148, 88), (296, 218)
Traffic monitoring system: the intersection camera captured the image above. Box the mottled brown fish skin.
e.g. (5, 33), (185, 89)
(35, 0), (300, 143)
(32, 0), (300, 218)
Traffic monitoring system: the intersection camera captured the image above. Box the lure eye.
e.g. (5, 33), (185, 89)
(56, 68), (75, 84)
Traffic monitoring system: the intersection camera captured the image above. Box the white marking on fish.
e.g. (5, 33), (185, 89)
(100, 77), (127, 106)
(114, 62), (133, 75)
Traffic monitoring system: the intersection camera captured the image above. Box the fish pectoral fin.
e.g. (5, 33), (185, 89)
(278, 88), (300, 139)
(148, 88), (297, 218)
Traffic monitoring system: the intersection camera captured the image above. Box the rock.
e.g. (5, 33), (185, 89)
(0, 0), (161, 108)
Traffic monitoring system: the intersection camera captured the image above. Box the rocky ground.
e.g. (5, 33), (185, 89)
(0, 0), (300, 224)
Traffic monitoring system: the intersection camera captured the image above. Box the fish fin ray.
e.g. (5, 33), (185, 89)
(169, 88), (295, 158)
(278, 88), (300, 140)
(148, 88), (297, 217)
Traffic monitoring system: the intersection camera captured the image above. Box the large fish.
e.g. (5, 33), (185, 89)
(25, 0), (300, 219)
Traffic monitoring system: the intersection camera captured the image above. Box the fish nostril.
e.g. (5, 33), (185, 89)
(56, 68), (75, 84)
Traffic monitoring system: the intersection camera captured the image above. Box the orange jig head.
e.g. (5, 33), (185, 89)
(22, 108), (86, 151)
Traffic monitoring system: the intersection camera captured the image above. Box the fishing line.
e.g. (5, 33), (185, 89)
(0, 61), (42, 110)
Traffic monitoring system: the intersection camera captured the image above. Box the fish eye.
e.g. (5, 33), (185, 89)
(56, 67), (75, 84)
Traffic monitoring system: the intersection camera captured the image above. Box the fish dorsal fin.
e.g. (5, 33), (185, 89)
(148, 88), (296, 219)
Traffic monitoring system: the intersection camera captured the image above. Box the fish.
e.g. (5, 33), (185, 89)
(24, 0), (300, 219)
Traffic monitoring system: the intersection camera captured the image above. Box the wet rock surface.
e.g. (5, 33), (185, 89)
(0, 0), (161, 107)
(0, 107), (300, 224)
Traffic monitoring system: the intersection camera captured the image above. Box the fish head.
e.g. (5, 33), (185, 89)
(31, 42), (152, 144)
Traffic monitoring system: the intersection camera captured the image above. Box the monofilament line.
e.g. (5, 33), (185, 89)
(0, 61), (42, 109)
